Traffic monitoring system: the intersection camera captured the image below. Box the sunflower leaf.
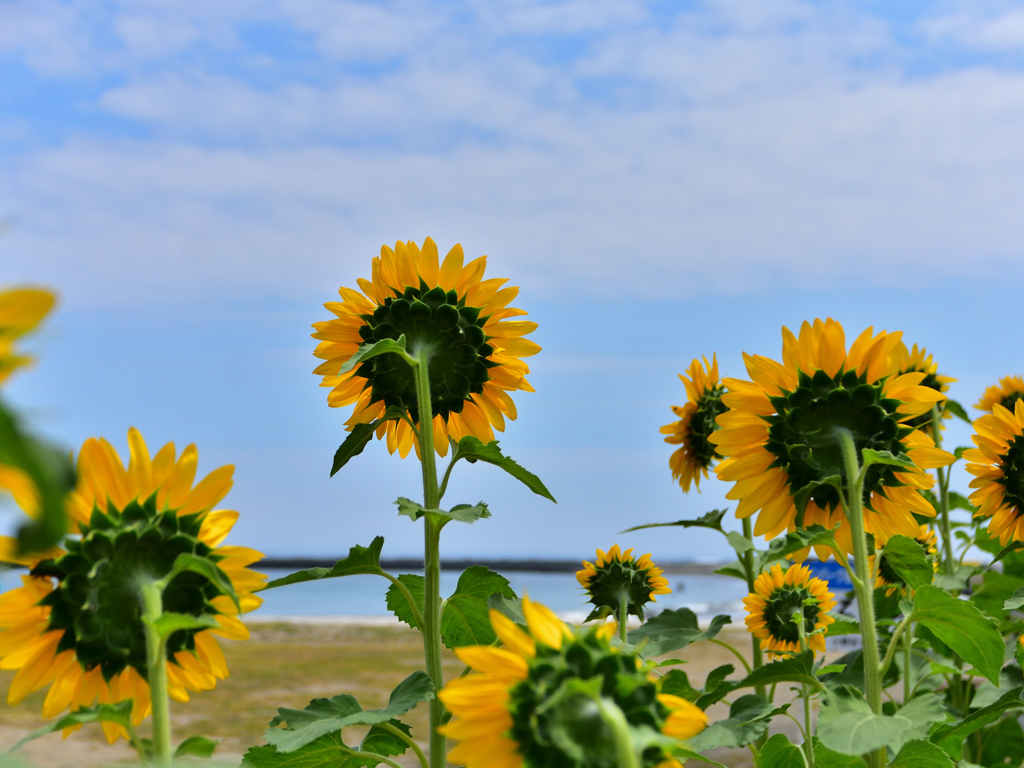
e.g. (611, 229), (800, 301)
(929, 687), (1024, 746)
(394, 497), (491, 525)
(763, 525), (839, 565)
(1004, 587), (1024, 611)
(861, 449), (917, 470)
(451, 437), (556, 502)
(736, 650), (822, 692)
(881, 536), (934, 590)
(891, 740), (955, 768)
(263, 537), (386, 589)
(263, 672), (434, 753)
(175, 736), (219, 759)
(913, 586), (1004, 684)
(330, 424), (378, 477)
(338, 336), (412, 376)
(943, 400), (972, 425)
(3, 702), (134, 754)
(621, 508), (727, 534)
(440, 566), (516, 648)
(813, 737), (867, 768)
(991, 541), (1024, 566)
(487, 594), (526, 624)
(816, 685), (912, 755)
(385, 574), (424, 629)
(688, 695), (789, 750)
(760, 734), (809, 768)
(149, 612), (220, 639)
(241, 733), (353, 768)
(627, 608), (730, 657)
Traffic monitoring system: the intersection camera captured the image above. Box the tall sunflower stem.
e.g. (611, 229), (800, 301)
(930, 406), (956, 578)
(796, 612), (815, 768)
(140, 580), (173, 768)
(595, 697), (641, 768)
(618, 592), (629, 644)
(836, 428), (885, 768)
(902, 615), (913, 704)
(412, 346), (446, 768)
(740, 517), (766, 693)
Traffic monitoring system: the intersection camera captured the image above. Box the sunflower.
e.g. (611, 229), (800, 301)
(576, 545), (671, 622)
(893, 343), (956, 436)
(0, 287), (55, 385)
(661, 356), (727, 492)
(744, 563), (835, 656)
(439, 597), (706, 768)
(975, 376), (1024, 415)
(710, 319), (955, 559)
(875, 525), (939, 595)
(312, 238), (539, 458)
(0, 428), (264, 743)
(964, 401), (1024, 545)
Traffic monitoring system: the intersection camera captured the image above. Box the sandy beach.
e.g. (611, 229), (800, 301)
(0, 621), (801, 767)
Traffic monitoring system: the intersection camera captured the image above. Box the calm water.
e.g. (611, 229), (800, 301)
(0, 568), (748, 620)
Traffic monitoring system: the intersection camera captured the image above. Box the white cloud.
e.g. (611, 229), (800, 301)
(3, 0), (1024, 308)
(924, 6), (1024, 51)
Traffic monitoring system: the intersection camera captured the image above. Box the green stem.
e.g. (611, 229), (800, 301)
(903, 616), (913, 704)
(709, 638), (751, 674)
(345, 751), (406, 768)
(796, 611), (815, 768)
(741, 517), (765, 677)
(836, 429), (885, 768)
(879, 613), (914, 679)
(378, 721), (430, 768)
(140, 581), (172, 768)
(595, 697), (640, 768)
(412, 345), (446, 768)
(930, 406), (956, 578)
(618, 592), (629, 644)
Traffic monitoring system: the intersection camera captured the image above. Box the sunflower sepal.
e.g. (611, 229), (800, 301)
(762, 524), (841, 564)
(146, 612), (221, 639)
(793, 476), (842, 529)
(166, 552), (241, 613)
(395, 497), (491, 525)
(4, 701), (137, 756)
(860, 448), (917, 471)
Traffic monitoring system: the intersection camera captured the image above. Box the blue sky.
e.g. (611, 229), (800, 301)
(2, 0), (1023, 561)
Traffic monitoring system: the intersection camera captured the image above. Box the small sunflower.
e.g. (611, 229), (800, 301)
(0, 287), (55, 385)
(893, 343), (956, 436)
(439, 597), (707, 768)
(964, 401), (1024, 545)
(975, 376), (1024, 415)
(576, 545), (671, 622)
(0, 428), (264, 743)
(744, 563), (836, 656)
(313, 238), (539, 458)
(875, 525), (939, 595)
(710, 319), (955, 559)
(661, 356), (727, 492)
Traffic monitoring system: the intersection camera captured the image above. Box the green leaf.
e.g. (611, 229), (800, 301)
(944, 400), (972, 425)
(3, 702), (133, 754)
(828, 617), (861, 636)
(452, 437), (555, 502)
(892, 695), (950, 752)
(913, 585), (1005, 684)
(385, 574), (424, 629)
(991, 540), (1024, 566)
(726, 531), (754, 555)
(813, 737), (868, 768)
(169, 553), (239, 612)
(891, 740), (955, 768)
(394, 497), (491, 524)
(338, 336), (411, 375)
(947, 492), (973, 513)
(737, 650), (821, 692)
(687, 695), (788, 750)
(175, 736), (219, 759)
(627, 609), (730, 657)
(241, 733), (351, 768)
(971, 571), (1021, 618)
(0, 399), (74, 555)
(882, 536), (934, 590)
(441, 566), (516, 649)
(713, 561), (748, 581)
(486, 594), (525, 624)
(760, 734), (808, 768)
(264, 672), (434, 753)
(978, 715), (1024, 768)
(150, 612), (219, 639)
(359, 720), (412, 761)
(695, 664), (737, 709)
(861, 449), (917, 471)
(331, 424), (377, 477)
(1004, 586), (1024, 611)
(930, 687), (1024, 746)
(658, 669), (699, 701)
(621, 508), (727, 534)
(764, 525), (839, 563)
(263, 538), (385, 590)
(816, 685), (911, 755)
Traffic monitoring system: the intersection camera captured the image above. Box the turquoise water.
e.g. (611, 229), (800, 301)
(0, 568), (748, 620)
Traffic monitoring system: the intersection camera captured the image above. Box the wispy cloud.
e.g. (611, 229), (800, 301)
(3, 0), (1024, 307)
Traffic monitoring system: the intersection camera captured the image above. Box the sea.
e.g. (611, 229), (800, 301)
(0, 568), (749, 623)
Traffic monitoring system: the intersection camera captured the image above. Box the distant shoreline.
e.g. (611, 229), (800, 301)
(261, 558), (726, 575)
